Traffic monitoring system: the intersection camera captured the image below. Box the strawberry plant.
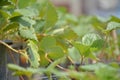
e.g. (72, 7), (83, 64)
(0, 0), (120, 80)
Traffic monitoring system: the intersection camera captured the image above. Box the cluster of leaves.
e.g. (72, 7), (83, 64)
(0, 0), (120, 80)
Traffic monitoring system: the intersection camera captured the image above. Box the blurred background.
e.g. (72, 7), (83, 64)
(50, 0), (120, 17)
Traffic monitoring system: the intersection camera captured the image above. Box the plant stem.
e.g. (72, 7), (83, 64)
(45, 53), (68, 71)
(80, 56), (84, 65)
(0, 40), (27, 57)
(67, 56), (75, 64)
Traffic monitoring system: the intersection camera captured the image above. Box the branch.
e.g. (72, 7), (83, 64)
(0, 40), (25, 55)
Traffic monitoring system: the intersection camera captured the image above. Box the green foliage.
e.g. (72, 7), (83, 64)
(18, 0), (36, 8)
(82, 33), (101, 46)
(27, 40), (40, 68)
(0, 0), (11, 6)
(19, 26), (37, 41)
(106, 22), (120, 31)
(1, 0), (120, 80)
(40, 36), (56, 50)
(45, 2), (58, 28)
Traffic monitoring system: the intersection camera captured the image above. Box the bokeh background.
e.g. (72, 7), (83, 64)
(50, 0), (120, 17)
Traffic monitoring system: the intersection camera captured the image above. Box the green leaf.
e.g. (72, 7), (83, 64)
(8, 64), (45, 76)
(108, 16), (120, 22)
(67, 71), (86, 80)
(91, 39), (105, 50)
(10, 11), (22, 19)
(82, 33), (101, 46)
(0, 0), (11, 6)
(39, 50), (49, 67)
(16, 8), (38, 18)
(18, 0), (36, 8)
(80, 63), (108, 71)
(45, 2), (58, 28)
(47, 46), (65, 60)
(55, 37), (68, 53)
(19, 26), (37, 41)
(10, 16), (36, 27)
(0, 13), (7, 28)
(9, 0), (17, 5)
(0, 10), (10, 18)
(27, 40), (40, 68)
(8, 64), (26, 71)
(40, 36), (65, 60)
(106, 22), (120, 31)
(68, 47), (81, 63)
(95, 66), (119, 80)
(34, 19), (45, 33)
(2, 22), (19, 32)
(72, 42), (90, 56)
(65, 14), (78, 24)
(40, 36), (56, 51)
(62, 28), (78, 40)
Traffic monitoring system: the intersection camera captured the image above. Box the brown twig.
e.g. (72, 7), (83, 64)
(0, 40), (27, 57)
(67, 56), (75, 64)
(20, 76), (25, 80)
(0, 40), (19, 53)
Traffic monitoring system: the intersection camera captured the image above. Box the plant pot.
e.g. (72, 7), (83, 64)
(0, 40), (24, 80)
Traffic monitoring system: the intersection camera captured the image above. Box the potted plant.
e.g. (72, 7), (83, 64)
(0, 0), (120, 80)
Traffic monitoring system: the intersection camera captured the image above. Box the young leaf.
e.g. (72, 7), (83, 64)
(106, 22), (120, 31)
(19, 26), (37, 41)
